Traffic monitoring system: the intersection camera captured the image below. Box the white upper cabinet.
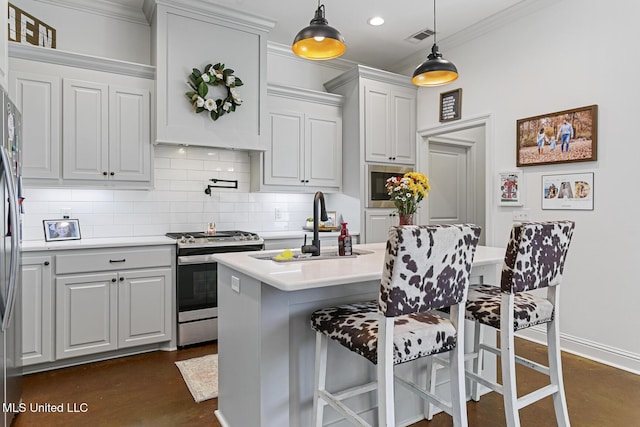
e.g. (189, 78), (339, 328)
(9, 71), (61, 179)
(63, 80), (150, 182)
(363, 80), (416, 164)
(151, 0), (274, 150)
(62, 79), (109, 180)
(251, 84), (343, 192)
(9, 50), (154, 187)
(109, 86), (150, 181)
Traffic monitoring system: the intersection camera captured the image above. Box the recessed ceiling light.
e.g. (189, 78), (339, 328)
(368, 16), (384, 26)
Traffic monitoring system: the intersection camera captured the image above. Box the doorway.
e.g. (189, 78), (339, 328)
(417, 114), (492, 246)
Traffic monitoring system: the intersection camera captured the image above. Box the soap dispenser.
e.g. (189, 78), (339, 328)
(338, 222), (352, 256)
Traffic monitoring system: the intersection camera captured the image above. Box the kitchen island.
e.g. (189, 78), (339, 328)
(213, 243), (505, 427)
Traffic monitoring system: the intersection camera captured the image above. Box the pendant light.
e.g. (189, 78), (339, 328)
(292, 1), (346, 60)
(412, 0), (458, 87)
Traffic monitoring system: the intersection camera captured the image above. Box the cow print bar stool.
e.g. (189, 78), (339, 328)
(465, 221), (575, 427)
(310, 224), (481, 427)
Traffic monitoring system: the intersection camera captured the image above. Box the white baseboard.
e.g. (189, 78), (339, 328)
(214, 410), (230, 427)
(516, 327), (640, 375)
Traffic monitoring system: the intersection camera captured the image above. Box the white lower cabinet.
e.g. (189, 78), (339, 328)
(22, 245), (174, 367)
(21, 256), (54, 366)
(365, 209), (399, 243)
(55, 268), (171, 359)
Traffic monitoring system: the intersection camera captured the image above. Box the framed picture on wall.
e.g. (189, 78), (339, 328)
(516, 105), (598, 167)
(542, 172), (594, 210)
(498, 171), (523, 206)
(43, 219), (81, 241)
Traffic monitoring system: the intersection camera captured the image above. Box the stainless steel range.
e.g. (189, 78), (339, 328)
(166, 230), (264, 347)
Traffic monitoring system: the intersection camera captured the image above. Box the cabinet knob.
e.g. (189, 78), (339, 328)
(103, 171), (108, 176)
(119, 277), (124, 282)
(300, 180), (305, 183)
(110, 172), (115, 176)
(305, 180), (309, 183)
(44, 261), (50, 266)
(111, 278), (117, 283)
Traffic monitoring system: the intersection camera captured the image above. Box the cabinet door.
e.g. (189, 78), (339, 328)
(364, 83), (392, 163)
(365, 209), (399, 243)
(55, 273), (118, 359)
(264, 110), (305, 186)
(21, 256), (53, 366)
(108, 86), (151, 182)
(62, 79), (109, 180)
(391, 89), (416, 164)
(9, 71), (61, 179)
(306, 114), (341, 188)
(118, 268), (172, 348)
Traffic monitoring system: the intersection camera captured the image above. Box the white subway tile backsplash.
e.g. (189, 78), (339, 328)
(22, 147), (324, 240)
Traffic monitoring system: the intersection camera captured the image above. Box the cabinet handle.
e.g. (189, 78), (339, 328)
(300, 180), (305, 183)
(109, 259), (126, 263)
(103, 171), (108, 176)
(44, 261), (50, 266)
(110, 172), (115, 176)
(111, 278), (117, 283)
(119, 277), (124, 282)
(305, 180), (309, 183)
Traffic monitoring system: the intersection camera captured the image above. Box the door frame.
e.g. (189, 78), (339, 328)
(416, 113), (495, 245)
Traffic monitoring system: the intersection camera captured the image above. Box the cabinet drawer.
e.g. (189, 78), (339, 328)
(56, 247), (172, 275)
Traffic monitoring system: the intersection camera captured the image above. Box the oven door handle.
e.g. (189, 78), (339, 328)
(178, 255), (218, 265)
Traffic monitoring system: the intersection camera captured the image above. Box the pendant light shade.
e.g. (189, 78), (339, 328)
(292, 3), (346, 60)
(412, 0), (458, 87)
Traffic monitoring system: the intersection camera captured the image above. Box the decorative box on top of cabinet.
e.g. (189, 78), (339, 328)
(250, 84), (343, 193)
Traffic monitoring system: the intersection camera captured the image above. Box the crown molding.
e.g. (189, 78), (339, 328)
(267, 83), (343, 107)
(391, 0), (560, 75)
(324, 64), (414, 92)
(34, 0), (149, 25)
(152, 0), (275, 33)
(8, 43), (155, 79)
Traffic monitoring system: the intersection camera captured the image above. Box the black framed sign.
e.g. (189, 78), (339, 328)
(439, 88), (461, 122)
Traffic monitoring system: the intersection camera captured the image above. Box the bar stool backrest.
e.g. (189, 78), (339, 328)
(501, 221), (575, 294)
(379, 224), (481, 317)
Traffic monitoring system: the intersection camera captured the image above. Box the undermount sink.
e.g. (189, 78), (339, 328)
(251, 249), (374, 262)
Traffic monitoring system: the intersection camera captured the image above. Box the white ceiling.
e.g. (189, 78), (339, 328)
(107, 0), (527, 70)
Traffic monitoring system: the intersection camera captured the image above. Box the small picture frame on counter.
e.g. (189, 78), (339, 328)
(321, 211), (337, 229)
(43, 219), (81, 241)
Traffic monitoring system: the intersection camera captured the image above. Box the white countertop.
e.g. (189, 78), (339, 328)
(213, 244), (506, 292)
(22, 236), (176, 252)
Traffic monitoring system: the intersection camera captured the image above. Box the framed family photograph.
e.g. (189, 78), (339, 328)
(542, 172), (594, 210)
(498, 171), (523, 206)
(516, 104), (598, 167)
(43, 219), (81, 241)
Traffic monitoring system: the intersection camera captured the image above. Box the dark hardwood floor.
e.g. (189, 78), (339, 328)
(13, 338), (640, 426)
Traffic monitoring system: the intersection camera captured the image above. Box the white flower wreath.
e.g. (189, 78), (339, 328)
(185, 63), (243, 121)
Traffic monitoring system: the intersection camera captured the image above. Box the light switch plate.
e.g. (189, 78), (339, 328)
(231, 276), (240, 293)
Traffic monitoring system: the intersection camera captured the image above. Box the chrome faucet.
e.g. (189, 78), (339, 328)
(301, 191), (328, 256)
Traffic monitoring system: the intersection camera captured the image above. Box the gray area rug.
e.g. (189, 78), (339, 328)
(175, 354), (219, 402)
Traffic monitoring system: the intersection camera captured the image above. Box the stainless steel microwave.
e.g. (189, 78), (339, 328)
(367, 164), (413, 208)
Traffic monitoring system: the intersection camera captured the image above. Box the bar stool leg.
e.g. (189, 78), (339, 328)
(423, 356), (437, 420)
(548, 288), (570, 427)
(470, 321), (484, 401)
(500, 294), (521, 427)
(313, 333), (329, 427)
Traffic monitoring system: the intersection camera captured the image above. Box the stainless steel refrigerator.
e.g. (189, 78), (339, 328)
(0, 88), (22, 426)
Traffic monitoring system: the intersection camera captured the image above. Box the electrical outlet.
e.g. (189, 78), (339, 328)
(512, 209), (530, 222)
(275, 208), (283, 221)
(61, 208), (72, 219)
(231, 276), (240, 293)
